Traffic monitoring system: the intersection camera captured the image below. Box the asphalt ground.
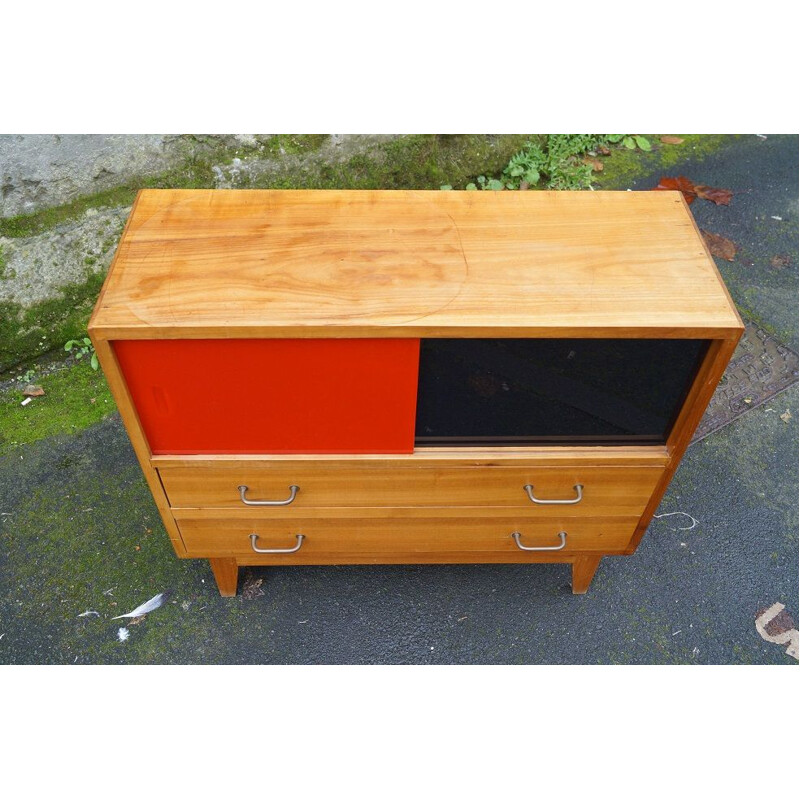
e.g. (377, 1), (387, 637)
(0, 134), (797, 664)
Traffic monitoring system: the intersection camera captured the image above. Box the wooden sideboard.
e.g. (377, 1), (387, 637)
(88, 189), (743, 596)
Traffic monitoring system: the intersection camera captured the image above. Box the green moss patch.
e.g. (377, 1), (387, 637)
(0, 243), (11, 279)
(0, 361), (115, 455)
(0, 187), (138, 239)
(259, 134), (330, 157)
(0, 269), (107, 373)
(595, 134), (739, 188)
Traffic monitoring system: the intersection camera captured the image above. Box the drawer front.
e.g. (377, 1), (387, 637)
(176, 514), (639, 559)
(159, 464), (663, 516)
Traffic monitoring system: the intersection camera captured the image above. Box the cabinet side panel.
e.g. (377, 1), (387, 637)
(626, 334), (742, 554)
(113, 339), (420, 455)
(90, 337), (186, 555)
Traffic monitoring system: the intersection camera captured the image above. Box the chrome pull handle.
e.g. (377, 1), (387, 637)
(238, 484), (299, 506)
(511, 531), (567, 551)
(523, 483), (583, 505)
(249, 533), (305, 554)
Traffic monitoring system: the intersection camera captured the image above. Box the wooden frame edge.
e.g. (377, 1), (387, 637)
(90, 337), (186, 556)
(625, 333), (742, 554)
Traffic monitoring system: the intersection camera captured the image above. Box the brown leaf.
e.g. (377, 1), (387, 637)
(660, 136), (684, 144)
(695, 185), (733, 205)
(241, 571), (265, 600)
(22, 385), (45, 397)
(780, 410), (792, 424)
(654, 175), (697, 204)
(763, 607), (795, 633)
(701, 229), (737, 261)
(653, 175), (733, 207)
(598, 145), (611, 156)
(770, 255), (791, 269)
(583, 157), (604, 172)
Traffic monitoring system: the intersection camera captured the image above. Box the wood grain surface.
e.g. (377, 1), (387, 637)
(176, 514), (639, 558)
(152, 446), (670, 468)
(158, 464), (663, 516)
(89, 189), (743, 339)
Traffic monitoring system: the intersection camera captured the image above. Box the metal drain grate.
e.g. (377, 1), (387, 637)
(692, 323), (799, 443)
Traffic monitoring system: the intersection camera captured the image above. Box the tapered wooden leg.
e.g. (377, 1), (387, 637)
(571, 556), (601, 594)
(209, 558), (239, 597)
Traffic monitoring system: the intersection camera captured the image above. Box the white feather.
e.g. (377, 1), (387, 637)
(78, 610), (100, 618)
(117, 628), (130, 642)
(111, 591), (170, 620)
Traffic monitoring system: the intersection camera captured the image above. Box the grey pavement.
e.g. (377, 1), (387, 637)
(0, 134), (797, 664)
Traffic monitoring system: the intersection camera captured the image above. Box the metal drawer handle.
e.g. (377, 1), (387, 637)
(249, 533), (305, 554)
(523, 483), (583, 505)
(511, 531), (567, 551)
(238, 484), (299, 506)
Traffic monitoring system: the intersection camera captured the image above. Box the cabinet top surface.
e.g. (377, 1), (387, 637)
(90, 189), (742, 338)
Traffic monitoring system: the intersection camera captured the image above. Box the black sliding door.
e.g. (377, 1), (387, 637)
(415, 338), (708, 446)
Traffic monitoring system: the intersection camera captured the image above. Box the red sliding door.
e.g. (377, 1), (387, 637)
(114, 339), (420, 454)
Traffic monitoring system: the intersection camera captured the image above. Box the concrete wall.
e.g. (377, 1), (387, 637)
(0, 135), (186, 217)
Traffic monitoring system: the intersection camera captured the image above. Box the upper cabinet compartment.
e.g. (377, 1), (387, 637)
(415, 338), (709, 446)
(88, 189), (744, 456)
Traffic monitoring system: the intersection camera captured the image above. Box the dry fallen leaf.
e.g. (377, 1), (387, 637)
(762, 607), (795, 635)
(241, 569), (265, 600)
(780, 410), (792, 423)
(654, 176), (733, 206)
(771, 255), (791, 269)
(660, 136), (684, 145)
(701, 229), (737, 261)
(598, 145), (611, 156)
(654, 175), (697, 204)
(23, 385), (45, 397)
(583, 157), (604, 172)
(694, 185), (733, 205)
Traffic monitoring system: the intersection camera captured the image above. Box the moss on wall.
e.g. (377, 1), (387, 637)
(1, 271), (107, 373)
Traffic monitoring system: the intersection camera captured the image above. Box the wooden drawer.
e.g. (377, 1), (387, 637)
(158, 463), (663, 516)
(175, 510), (639, 559)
